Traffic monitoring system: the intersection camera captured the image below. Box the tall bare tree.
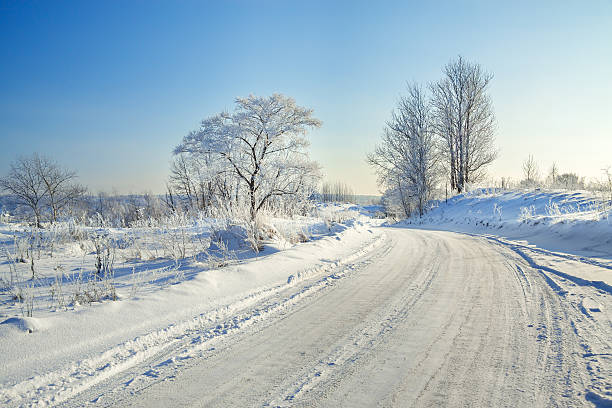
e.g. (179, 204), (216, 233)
(368, 84), (438, 217)
(522, 154), (540, 186)
(547, 162), (559, 186)
(430, 56), (497, 193)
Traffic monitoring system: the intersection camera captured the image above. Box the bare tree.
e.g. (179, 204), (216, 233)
(169, 154), (197, 210)
(175, 94), (322, 221)
(34, 155), (86, 222)
(0, 154), (85, 226)
(0, 155), (48, 227)
(602, 167), (612, 203)
(522, 154), (540, 186)
(163, 184), (177, 213)
(368, 83), (438, 217)
(430, 56), (497, 193)
(547, 162), (559, 186)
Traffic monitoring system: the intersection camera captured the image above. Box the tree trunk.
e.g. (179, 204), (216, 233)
(249, 184), (257, 222)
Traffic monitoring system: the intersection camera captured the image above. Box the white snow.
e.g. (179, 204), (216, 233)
(398, 188), (612, 285)
(0, 206), (384, 406)
(0, 191), (611, 406)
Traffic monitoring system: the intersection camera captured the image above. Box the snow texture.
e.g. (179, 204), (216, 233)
(0, 191), (610, 407)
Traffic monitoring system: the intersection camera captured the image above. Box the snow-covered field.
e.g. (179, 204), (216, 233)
(0, 206), (368, 320)
(1, 191), (611, 407)
(0, 205), (386, 406)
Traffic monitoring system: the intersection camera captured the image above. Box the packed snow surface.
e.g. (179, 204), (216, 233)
(0, 194), (611, 407)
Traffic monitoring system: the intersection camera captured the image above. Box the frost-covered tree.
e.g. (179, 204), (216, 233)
(368, 84), (438, 217)
(430, 56), (497, 193)
(380, 186), (408, 219)
(168, 152), (237, 213)
(168, 154), (198, 210)
(521, 154), (540, 187)
(175, 94), (322, 221)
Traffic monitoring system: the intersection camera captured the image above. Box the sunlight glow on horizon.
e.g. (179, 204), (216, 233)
(1, 1), (611, 195)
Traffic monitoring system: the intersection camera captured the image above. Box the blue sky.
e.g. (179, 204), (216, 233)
(1, 1), (611, 194)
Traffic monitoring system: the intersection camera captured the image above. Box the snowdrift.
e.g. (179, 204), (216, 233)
(400, 189), (612, 259)
(0, 207), (384, 405)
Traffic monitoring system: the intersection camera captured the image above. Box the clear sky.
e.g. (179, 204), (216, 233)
(1, 0), (611, 195)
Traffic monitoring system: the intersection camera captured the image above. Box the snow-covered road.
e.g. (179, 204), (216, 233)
(62, 227), (611, 407)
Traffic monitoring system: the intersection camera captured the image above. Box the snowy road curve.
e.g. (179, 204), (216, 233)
(63, 228), (611, 407)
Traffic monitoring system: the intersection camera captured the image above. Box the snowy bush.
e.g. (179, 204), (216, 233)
(493, 203), (503, 221)
(518, 205), (536, 222)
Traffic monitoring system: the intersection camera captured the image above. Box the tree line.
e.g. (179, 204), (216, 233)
(4, 78), (605, 226)
(320, 181), (356, 203)
(518, 155), (609, 193)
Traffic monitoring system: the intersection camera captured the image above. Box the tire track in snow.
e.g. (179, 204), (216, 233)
(268, 237), (443, 406)
(1, 232), (386, 408)
(53, 228), (612, 407)
(488, 237), (612, 406)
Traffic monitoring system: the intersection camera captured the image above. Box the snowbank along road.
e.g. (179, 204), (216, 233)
(33, 228), (612, 406)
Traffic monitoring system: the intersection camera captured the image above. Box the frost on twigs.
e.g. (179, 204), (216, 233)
(173, 94), (322, 224)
